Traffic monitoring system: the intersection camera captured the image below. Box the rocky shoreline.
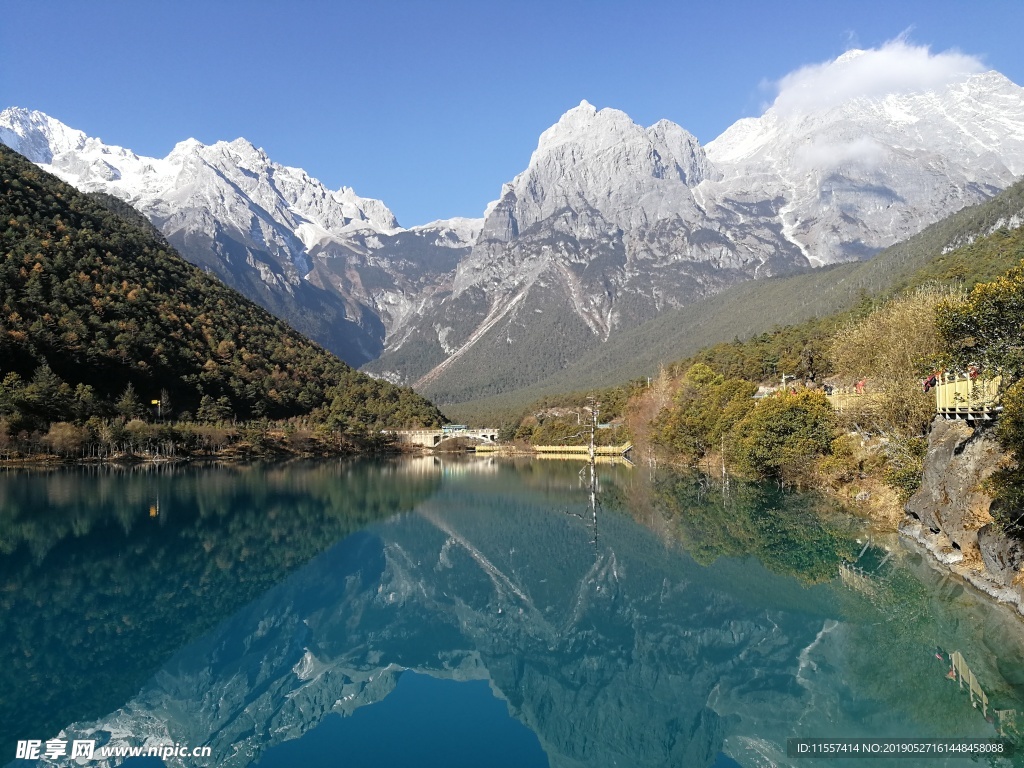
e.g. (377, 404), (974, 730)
(900, 417), (1024, 618)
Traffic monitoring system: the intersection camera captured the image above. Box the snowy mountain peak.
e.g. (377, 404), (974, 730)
(707, 54), (1024, 173)
(226, 136), (259, 151)
(0, 106), (89, 163)
(411, 216), (483, 242)
(536, 101), (637, 154)
(768, 41), (986, 118)
(704, 48), (1024, 265)
(533, 102), (715, 183)
(213, 137), (270, 168)
(169, 137), (204, 155)
(834, 48), (868, 64)
(473, 102), (716, 244)
(0, 108), (401, 238)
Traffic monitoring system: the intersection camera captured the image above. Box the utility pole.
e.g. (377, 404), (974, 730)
(587, 396), (598, 463)
(587, 396), (600, 547)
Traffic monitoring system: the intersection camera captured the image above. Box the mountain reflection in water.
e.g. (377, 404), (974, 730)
(3, 456), (1024, 767)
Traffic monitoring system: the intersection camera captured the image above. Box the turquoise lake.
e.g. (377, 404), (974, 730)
(2, 456), (1024, 767)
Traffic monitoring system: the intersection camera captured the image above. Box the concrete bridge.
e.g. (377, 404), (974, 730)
(387, 426), (499, 448)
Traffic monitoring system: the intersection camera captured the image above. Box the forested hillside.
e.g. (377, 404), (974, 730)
(0, 145), (443, 436)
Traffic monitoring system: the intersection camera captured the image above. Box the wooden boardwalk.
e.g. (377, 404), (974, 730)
(825, 371), (1002, 421)
(475, 443), (634, 465)
(532, 442), (633, 456)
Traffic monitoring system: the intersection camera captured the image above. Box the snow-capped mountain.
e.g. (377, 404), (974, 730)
(366, 100), (807, 397)
(365, 63), (1024, 400)
(5, 47), (1024, 399)
(706, 58), (1024, 265)
(474, 100), (717, 246)
(0, 107), (476, 365)
(0, 108), (399, 242)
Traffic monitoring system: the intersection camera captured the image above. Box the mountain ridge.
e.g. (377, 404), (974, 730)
(0, 106), (473, 366)
(5, 50), (1024, 403)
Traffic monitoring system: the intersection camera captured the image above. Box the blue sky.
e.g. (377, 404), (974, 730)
(3, 0), (1023, 226)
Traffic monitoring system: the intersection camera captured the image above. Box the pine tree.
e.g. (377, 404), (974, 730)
(116, 383), (142, 420)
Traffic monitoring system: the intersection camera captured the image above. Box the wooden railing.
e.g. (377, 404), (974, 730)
(826, 390), (882, 412)
(824, 372), (1003, 421)
(935, 372), (1002, 420)
(533, 442), (633, 456)
(948, 650), (991, 718)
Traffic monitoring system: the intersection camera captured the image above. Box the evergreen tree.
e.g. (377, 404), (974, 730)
(115, 383), (142, 420)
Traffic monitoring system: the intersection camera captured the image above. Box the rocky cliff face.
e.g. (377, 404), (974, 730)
(902, 417), (1024, 614)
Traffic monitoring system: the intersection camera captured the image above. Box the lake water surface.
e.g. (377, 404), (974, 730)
(2, 457), (1024, 767)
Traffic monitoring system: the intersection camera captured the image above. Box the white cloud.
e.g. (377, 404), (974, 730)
(771, 38), (985, 116)
(794, 136), (887, 171)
